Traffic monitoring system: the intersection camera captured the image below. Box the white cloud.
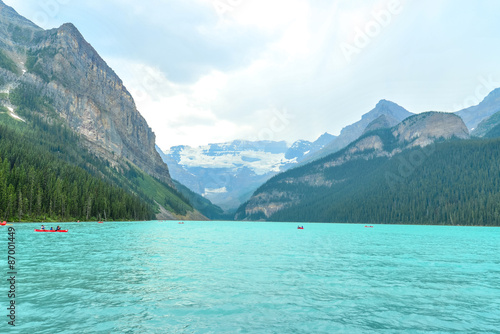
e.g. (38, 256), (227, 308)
(5, 0), (500, 149)
(107, 58), (256, 148)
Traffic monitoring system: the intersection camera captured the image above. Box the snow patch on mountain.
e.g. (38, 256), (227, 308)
(171, 145), (296, 175)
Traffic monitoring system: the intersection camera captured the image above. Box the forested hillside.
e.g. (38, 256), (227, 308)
(0, 85), (193, 222)
(241, 138), (500, 226)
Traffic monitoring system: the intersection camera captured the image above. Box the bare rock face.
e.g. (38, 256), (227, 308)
(238, 112), (469, 220)
(393, 112), (469, 148)
(0, 1), (173, 186)
(34, 23), (172, 184)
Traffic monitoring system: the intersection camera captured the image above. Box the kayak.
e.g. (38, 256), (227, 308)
(34, 229), (68, 233)
(297, 227), (304, 229)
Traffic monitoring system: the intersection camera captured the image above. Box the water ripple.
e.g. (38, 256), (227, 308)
(0, 222), (499, 333)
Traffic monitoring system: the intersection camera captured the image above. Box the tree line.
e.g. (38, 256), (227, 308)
(247, 138), (500, 226)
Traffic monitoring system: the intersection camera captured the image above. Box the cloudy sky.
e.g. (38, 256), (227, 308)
(5, 0), (500, 148)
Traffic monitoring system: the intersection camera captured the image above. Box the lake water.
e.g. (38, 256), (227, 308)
(1, 221), (499, 333)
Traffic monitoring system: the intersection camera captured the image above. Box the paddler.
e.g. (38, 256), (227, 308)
(55, 226), (61, 231)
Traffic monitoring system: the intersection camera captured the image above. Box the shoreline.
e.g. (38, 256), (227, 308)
(4, 220), (499, 228)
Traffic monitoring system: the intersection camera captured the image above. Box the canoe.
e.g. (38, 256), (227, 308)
(34, 229), (68, 233)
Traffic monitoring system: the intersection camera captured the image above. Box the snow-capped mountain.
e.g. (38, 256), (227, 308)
(157, 134), (336, 212)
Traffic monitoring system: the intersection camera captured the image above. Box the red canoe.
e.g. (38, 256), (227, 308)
(34, 229), (68, 233)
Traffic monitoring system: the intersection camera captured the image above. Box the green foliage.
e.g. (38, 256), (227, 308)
(484, 123), (500, 138)
(125, 167), (192, 216)
(246, 139), (500, 226)
(25, 48), (56, 82)
(0, 122), (155, 222)
(9, 83), (57, 118)
(0, 105), (8, 113)
(0, 50), (20, 75)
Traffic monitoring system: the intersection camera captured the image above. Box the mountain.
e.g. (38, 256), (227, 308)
(155, 145), (227, 220)
(284, 132), (336, 163)
(456, 88), (500, 131)
(158, 134), (335, 212)
(159, 140), (291, 212)
(471, 109), (500, 138)
(0, 1), (200, 220)
(172, 181), (228, 220)
(301, 100), (413, 164)
(236, 112), (474, 224)
(362, 114), (400, 134)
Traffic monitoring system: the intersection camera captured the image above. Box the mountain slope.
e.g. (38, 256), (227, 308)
(301, 100), (413, 164)
(362, 114), (400, 134)
(0, 1), (197, 220)
(0, 2), (172, 185)
(236, 112), (472, 224)
(456, 88), (500, 131)
(471, 109), (500, 137)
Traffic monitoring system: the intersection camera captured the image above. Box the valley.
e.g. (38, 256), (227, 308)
(1, 0), (500, 226)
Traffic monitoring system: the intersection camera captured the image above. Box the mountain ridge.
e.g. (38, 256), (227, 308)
(300, 99), (413, 164)
(456, 88), (500, 130)
(236, 112), (468, 220)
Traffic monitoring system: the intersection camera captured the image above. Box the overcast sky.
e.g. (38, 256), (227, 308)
(5, 0), (500, 148)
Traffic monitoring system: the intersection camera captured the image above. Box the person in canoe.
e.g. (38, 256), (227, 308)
(50, 227), (53, 231)
(55, 226), (61, 231)
(41, 225), (45, 230)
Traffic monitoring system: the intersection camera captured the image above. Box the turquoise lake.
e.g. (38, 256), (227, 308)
(1, 221), (499, 333)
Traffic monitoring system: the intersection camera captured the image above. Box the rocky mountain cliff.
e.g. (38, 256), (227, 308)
(0, 1), (204, 220)
(237, 112), (468, 220)
(0, 1), (172, 186)
(300, 100), (413, 164)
